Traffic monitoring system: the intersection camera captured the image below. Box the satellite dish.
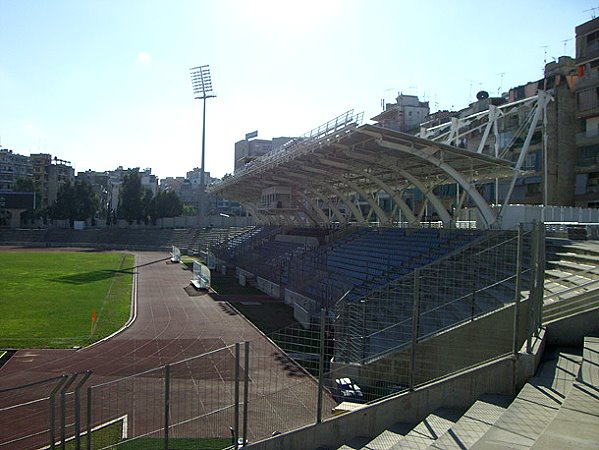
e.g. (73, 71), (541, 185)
(476, 90), (489, 100)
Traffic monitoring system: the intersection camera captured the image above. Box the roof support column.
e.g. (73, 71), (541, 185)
(342, 178), (390, 225)
(297, 190), (331, 225)
(376, 139), (497, 229)
(361, 171), (419, 226)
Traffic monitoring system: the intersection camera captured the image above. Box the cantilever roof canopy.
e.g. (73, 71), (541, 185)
(209, 123), (516, 229)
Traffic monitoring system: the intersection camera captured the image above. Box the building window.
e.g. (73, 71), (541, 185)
(587, 30), (599, 53)
(578, 88), (599, 111)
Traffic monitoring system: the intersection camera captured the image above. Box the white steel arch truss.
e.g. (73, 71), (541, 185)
(209, 96), (549, 228)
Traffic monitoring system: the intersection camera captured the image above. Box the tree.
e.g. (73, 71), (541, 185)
(148, 191), (183, 224)
(182, 204), (196, 216)
(50, 180), (98, 225)
(14, 177), (35, 193)
(118, 172), (146, 224)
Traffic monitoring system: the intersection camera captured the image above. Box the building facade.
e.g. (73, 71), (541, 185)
(575, 17), (599, 207)
(0, 148), (31, 191)
(30, 153), (75, 209)
(371, 93), (430, 133)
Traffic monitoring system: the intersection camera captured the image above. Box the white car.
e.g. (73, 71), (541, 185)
(335, 377), (363, 401)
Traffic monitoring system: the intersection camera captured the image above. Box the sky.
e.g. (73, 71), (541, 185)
(0, 0), (596, 180)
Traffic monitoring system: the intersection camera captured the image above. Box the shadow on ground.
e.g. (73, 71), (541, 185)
(51, 257), (169, 284)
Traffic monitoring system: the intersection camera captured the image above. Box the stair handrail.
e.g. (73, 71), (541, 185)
(544, 277), (599, 302)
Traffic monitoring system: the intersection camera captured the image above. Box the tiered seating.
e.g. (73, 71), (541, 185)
(237, 238), (309, 283)
(335, 230), (528, 363)
(210, 226), (273, 261)
(301, 228), (483, 306)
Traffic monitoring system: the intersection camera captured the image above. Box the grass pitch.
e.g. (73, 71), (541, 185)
(0, 251), (134, 349)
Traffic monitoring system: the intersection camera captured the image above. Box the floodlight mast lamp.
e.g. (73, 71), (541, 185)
(190, 64), (216, 221)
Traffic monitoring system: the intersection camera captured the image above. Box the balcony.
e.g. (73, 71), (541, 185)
(577, 129), (599, 145)
(577, 69), (599, 91)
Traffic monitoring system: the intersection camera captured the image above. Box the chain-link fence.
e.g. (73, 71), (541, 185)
(1, 224), (546, 449)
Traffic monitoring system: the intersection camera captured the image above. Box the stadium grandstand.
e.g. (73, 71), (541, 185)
(1, 97), (598, 448)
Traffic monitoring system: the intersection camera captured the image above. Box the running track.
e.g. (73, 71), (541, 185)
(0, 250), (334, 449)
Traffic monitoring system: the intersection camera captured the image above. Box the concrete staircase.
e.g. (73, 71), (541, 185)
(543, 239), (599, 323)
(334, 337), (599, 450)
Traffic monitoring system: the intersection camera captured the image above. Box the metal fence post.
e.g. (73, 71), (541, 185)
(234, 343), (240, 450)
(49, 375), (68, 450)
(243, 341), (250, 446)
(86, 386), (92, 450)
(409, 269), (421, 391)
(536, 222), (545, 332)
(512, 225), (524, 394)
(512, 224), (523, 356)
(60, 374), (77, 450)
(74, 371), (92, 450)
(317, 308), (326, 423)
(164, 364), (171, 450)
(527, 222), (539, 353)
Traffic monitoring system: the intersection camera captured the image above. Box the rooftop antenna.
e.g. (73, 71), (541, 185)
(384, 87), (394, 103)
(562, 38), (573, 55)
(467, 79), (482, 101)
(540, 45), (550, 75)
(540, 45), (549, 65)
(584, 7), (599, 19)
(497, 72), (506, 96)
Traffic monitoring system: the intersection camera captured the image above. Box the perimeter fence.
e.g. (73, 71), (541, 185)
(1, 223), (547, 449)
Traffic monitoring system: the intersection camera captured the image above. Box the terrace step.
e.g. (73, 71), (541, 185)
(470, 349), (581, 449)
(336, 421), (413, 450)
(388, 408), (463, 449)
(428, 394), (512, 449)
(530, 337), (599, 449)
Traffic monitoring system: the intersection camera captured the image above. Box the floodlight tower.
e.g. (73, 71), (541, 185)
(190, 64), (216, 222)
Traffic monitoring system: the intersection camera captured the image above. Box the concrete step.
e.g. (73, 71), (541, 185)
(554, 251), (599, 268)
(427, 394), (512, 450)
(340, 421), (412, 450)
(530, 337), (599, 449)
(387, 408), (463, 449)
(549, 261), (599, 280)
(579, 336), (599, 387)
(544, 280), (570, 294)
(470, 350), (581, 449)
(530, 380), (599, 449)
(545, 270), (597, 289)
(562, 241), (599, 256)
(543, 289), (599, 323)
(337, 435), (375, 450)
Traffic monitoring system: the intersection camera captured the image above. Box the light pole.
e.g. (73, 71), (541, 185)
(190, 64), (216, 224)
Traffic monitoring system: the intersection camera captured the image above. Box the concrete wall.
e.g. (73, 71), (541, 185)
(27, 214), (255, 229)
(236, 267), (255, 286)
(246, 330), (544, 450)
(333, 300), (531, 389)
(257, 277), (281, 299)
(496, 204), (599, 229)
(285, 289), (318, 328)
(546, 308), (599, 346)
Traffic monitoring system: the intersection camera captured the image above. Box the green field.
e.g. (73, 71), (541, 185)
(0, 251), (134, 349)
(64, 419), (231, 450)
